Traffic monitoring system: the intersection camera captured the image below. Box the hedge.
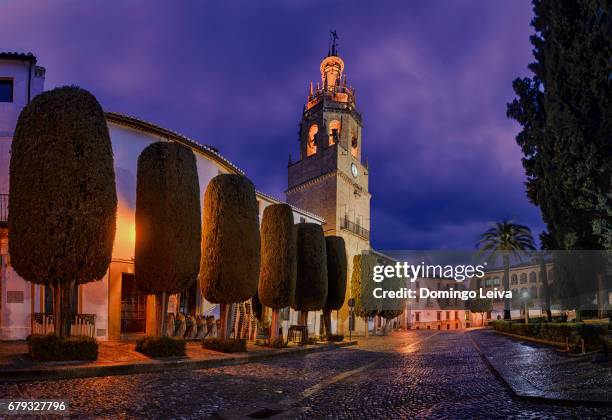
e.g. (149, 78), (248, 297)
(490, 320), (607, 351)
(28, 335), (98, 361)
(202, 338), (247, 353)
(135, 336), (186, 357)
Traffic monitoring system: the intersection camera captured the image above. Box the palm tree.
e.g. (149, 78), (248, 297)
(477, 221), (535, 320)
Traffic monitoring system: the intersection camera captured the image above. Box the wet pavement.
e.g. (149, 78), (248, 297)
(0, 330), (610, 419)
(470, 329), (611, 403)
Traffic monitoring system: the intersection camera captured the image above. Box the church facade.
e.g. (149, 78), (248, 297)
(286, 42), (371, 334)
(0, 52), (324, 340)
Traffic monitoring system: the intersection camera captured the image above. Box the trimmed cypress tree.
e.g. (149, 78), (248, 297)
(292, 223), (328, 325)
(323, 236), (347, 337)
(200, 174), (260, 338)
(351, 253), (380, 337)
(135, 142), (201, 336)
(9, 86), (117, 337)
(258, 203), (297, 339)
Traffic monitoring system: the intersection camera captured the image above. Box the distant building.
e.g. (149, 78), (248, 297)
(475, 261), (555, 320)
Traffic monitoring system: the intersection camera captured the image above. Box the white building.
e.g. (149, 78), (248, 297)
(0, 52), (326, 340)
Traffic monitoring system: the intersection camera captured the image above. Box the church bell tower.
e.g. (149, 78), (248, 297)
(286, 33), (371, 328)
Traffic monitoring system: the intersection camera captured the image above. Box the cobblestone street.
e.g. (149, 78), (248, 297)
(1, 330), (609, 419)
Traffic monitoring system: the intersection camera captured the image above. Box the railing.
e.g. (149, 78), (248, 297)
(306, 85), (356, 110)
(0, 194), (7, 227)
(340, 217), (370, 240)
(32, 313), (96, 337)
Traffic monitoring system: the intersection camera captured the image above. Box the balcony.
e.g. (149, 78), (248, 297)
(0, 194), (7, 227)
(340, 216), (369, 240)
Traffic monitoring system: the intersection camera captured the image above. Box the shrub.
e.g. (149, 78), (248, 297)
(255, 338), (287, 348)
(135, 336), (186, 357)
(28, 335), (98, 361)
(326, 334), (344, 342)
(202, 338), (247, 353)
(490, 320), (607, 351)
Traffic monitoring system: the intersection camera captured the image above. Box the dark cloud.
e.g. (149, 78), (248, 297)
(0, 0), (544, 249)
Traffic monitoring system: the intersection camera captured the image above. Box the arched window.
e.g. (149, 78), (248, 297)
(307, 124), (318, 156)
(530, 286), (537, 298)
(351, 132), (359, 157)
(529, 272), (537, 283)
(547, 269), (554, 283)
(328, 120), (341, 145)
(520, 273), (527, 284)
(511, 274), (518, 285)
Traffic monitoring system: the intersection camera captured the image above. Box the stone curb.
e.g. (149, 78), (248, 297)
(468, 331), (611, 406)
(493, 330), (602, 358)
(0, 340), (358, 383)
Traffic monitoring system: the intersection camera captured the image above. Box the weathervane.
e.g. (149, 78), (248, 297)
(328, 30), (339, 56)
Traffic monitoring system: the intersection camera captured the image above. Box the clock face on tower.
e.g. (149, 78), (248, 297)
(351, 163), (358, 178)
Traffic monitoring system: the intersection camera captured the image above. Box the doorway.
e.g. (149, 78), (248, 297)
(120, 273), (146, 333)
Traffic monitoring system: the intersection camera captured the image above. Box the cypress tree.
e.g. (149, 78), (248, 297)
(323, 236), (347, 337)
(200, 174), (260, 338)
(292, 223), (327, 325)
(9, 86), (117, 337)
(258, 203), (297, 340)
(135, 142), (201, 336)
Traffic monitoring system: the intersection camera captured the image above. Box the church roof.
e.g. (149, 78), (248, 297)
(106, 112), (325, 223)
(0, 52), (37, 64)
(106, 111), (244, 175)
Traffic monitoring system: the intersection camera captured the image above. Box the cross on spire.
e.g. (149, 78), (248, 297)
(328, 30), (339, 56)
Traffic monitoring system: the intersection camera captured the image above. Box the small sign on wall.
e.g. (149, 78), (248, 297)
(7, 290), (24, 304)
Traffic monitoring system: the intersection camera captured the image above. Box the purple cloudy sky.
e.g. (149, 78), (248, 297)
(0, 0), (544, 250)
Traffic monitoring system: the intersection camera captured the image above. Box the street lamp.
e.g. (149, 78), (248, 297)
(522, 289), (530, 324)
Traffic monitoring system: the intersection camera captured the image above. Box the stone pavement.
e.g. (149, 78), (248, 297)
(469, 328), (611, 403)
(0, 339), (356, 381)
(0, 330), (610, 418)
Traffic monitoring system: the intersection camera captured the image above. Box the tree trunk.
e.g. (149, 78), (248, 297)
(299, 311), (308, 326)
(270, 308), (280, 340)
(219, 303), (234, 339)
(156, 292), (169, 337)
(52, 283), (61, 337)
(540, 257), (552, 322)
(53, 281), (74, 337)
(364, 316), (369, 337)
(597, 273), (606, 319)
(503, 254), (511, 320)
(322, 308), (332, 338)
